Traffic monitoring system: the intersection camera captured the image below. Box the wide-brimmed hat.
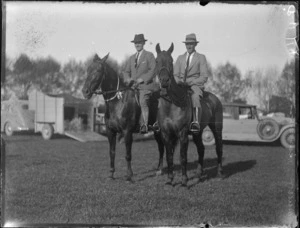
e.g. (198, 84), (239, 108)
(183, 33), (199, 43)
(131, 34), (147, 43)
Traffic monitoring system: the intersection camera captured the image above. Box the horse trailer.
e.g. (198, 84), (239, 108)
(28, 90), (106, 142)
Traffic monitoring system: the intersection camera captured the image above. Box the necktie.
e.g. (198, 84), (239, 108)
(135, 52), (140, 68)
(184, 53), (191, 83)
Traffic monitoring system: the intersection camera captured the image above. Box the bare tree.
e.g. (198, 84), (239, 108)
(243, 66), (280, 113)
(210, 62), (244, 103)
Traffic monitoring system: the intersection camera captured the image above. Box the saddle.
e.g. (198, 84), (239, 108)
(131, 89), (159, 133)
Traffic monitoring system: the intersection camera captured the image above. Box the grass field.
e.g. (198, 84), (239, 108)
(2, 133), (297, 227)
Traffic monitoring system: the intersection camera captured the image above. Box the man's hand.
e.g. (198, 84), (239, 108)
(136, 78), (144, 84)
(177, 80), (187, 86)
(125, 78), (134, 87)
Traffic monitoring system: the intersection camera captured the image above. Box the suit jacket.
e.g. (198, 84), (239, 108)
(174, 51), (209, 88)
(123, 50), (158, 91)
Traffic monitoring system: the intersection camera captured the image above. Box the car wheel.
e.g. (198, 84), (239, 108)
(4, 122), (13, 136)
(280, 128), (295, 149)
(202, 129), (215, 146)
(42, 124), (54, 140)
(256, 118), (280, 140)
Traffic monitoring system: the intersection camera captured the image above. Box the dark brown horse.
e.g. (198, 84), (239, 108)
(155, 43), (224, 186)
(82, 53), (165, 181)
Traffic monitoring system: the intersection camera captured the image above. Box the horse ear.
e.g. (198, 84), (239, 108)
(156, 43), (161, 54)
(167, 43), (174, 54)
(93, 54), (101, 62)
(102, 53), (110, 62)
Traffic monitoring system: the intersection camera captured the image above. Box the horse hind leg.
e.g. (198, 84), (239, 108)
(154, 131), (164, 176)
(179, 131), (189, 187)
(107, 128), (117, 180)
(209, 121), (224, 179)
(193, 130), (206, 182)
(124, 131), (134, 182)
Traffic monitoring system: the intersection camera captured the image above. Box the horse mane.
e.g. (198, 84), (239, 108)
(105, 58), (121, 75)
(103, 57), (127, 88)
(167, 75), (189, 108)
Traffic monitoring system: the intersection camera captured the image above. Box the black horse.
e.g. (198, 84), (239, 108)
(82, 53), (165, 181)
(155, 43), (224, 186)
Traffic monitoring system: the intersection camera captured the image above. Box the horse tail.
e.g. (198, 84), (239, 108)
(211, 95), (223, 131)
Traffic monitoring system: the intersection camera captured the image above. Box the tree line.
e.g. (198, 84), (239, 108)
(1, 53), (296, 117)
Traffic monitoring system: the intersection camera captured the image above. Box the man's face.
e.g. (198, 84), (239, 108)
(185, 42), (197, 54)
(135, 42), (145, 52)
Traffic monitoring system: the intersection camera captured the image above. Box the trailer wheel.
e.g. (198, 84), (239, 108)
(202, 129), (215, 146)
(256, 118), (280, 140)
(280, 128), (295, 149)
(5, 122), (13, 136)
(42, 124), (54, 140)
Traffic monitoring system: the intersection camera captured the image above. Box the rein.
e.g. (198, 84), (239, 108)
(92, 65), (138, 103)
(94, 76), (125, 101)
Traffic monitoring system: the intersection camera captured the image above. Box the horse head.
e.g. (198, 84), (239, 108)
(155, 43), (174, 88)
(82, 53), (109, 99)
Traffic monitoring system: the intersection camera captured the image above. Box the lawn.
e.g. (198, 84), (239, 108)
(2, 133), (297, 227)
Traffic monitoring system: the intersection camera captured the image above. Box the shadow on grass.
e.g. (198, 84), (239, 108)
(136, 158), (256, 183)
(223, 139), (281, 147)
(187, 159), (257, 189)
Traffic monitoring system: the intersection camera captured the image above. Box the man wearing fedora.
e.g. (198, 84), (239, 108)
(123, 34), (159, 134)
(174, 33), (210, 134)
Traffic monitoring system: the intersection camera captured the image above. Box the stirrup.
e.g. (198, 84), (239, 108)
(190, 122), (200, 134)
(140, 124), (148, 134)
(152, 122), (160, 133)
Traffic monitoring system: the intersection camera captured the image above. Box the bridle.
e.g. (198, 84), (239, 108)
(93, 63), (123, 102)
(157, 64), (173, 88)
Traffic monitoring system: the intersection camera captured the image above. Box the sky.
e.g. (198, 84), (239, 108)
(4, 1), (297, 76)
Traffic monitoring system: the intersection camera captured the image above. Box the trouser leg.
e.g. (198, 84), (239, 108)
(190, 85), (203, 134)
(139, 90), (151, 134)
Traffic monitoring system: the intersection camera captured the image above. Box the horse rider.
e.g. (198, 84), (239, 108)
(174, 33), (210, 134)
(123, 34), (159, 134)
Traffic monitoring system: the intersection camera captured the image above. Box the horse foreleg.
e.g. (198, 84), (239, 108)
(165, 145), (175, 186)
(179, 132), (189, 187)
(193, 132), (206, 182)
(124, 131), (134, 182)
(107, 128), (117, 179)
(154, 132), (164, 176)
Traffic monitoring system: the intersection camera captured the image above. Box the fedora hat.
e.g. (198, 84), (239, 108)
(183, 33), (199, 43)
(131, 34), (147, 43)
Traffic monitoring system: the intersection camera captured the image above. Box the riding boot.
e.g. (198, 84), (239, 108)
(190, 107), (201, 134)
(140, 107), (149, 134)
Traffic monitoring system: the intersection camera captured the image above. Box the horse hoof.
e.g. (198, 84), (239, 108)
(126, 176), (134, 183)
(156, 170), (163, 176)
(181, 182), (188, 188)
(165, 180), (174, 186)
(108, 175), (115, 180)
(195, 173), (206, 182)
(216, 173), (225, 180)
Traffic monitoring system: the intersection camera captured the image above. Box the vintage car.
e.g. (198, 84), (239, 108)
(201, 103), (295, 149)
(1, 97), (35, 136)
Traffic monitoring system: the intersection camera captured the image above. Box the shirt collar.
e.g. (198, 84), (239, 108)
(186, 51), (195, 58)
(136, 49), (144, 57)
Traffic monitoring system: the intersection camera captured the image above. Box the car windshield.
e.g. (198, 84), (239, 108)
(239, 107), (253, 119)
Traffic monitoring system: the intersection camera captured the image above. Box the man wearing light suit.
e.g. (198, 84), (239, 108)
(123, 34), (159, 134)
(174, 33), (210, 134)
